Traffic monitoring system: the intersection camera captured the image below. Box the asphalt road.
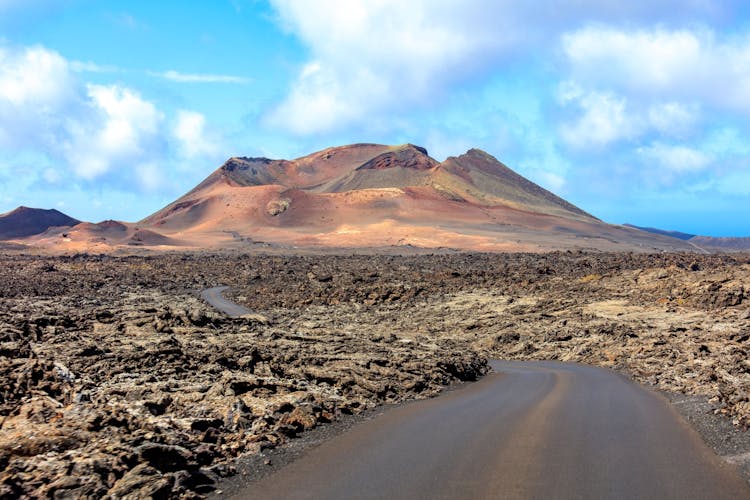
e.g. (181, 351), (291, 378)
(236, 361), (750, 500)
(200, 286), (252, 317)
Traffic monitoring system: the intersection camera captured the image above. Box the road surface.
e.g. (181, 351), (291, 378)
(236, 361), (750, 499)
(200, 286), (252, 317)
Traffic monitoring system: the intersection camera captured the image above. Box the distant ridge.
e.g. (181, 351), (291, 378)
(623, 224), (695, 241)
(626, 223), (750, 252)
(687, 236), (750, 251)
(0, 206), (80, 239)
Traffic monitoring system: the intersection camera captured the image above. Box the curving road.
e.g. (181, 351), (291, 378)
(235, 361), (750, 500)
(200, 286), (252, 317)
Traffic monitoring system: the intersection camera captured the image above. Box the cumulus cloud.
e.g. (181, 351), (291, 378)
(557, 81), (712, 149)
(173, 110), (221, 159)
(558, 85), (701, 149)
(639, 143), (712, 173)
(0, 45), (80, 153)
(265, 1), (539, 134)
(266, 0), (516, 134)
(266, 0), (737, 135)
(559, 90), (635, 149)
(557, 23), (750, 198)
(635, 142), (715, 187)
(647, 102), (700, 137)
(563, 27), (706, 93)
(562, 26), (750, 113)
(0, 43), (223, 194)
(63, 84), (163, 180)
(0, 45), (74, 108)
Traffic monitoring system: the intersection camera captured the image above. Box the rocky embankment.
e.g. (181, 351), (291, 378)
(0, 252), (748, 497)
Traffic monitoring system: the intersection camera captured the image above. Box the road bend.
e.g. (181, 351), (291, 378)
(200, 286), (252, 317)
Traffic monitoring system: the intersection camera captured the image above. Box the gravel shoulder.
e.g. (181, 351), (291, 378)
(666, 392), (750, 483)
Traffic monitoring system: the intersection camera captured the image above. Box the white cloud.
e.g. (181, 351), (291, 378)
(266, 0), (738, 135)
(0, 45), (81, 154)
(647, 102), (699, 137)
(0, 46), (213, 192)
(563, 28), (705, 93)
(70, 60), (122, 74)
(0, 45), (74, 109)
(639, 143), (712, 173)
(266, 0), (534, 135)
(562, 26), (750, 113)
(153, 70), (250, 84)
(91, 85), (160, 146)
(173, 110), (220, 159)
(559, 90), (637, 149)
(558, 87), (701, 149)
(0, 43), (225, 195)
(560, 93), (704, 149)
(63, 84), (163, 179)
(42, 168), (61, 184)
(558, 24), (750, 196)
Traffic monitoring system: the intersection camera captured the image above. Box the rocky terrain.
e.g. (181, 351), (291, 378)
(0, 251), (749, 497)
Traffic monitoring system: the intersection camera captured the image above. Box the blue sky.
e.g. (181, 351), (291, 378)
(1, 1), (750, 235)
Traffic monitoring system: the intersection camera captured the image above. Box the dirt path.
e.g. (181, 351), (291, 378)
(234, 361), (750, 500)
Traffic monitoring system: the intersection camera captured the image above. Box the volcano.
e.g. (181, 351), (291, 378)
(137, 143), (693, 252)
(0, 206), (79, 239)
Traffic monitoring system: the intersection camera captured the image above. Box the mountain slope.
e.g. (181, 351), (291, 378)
(139, 143), (695, 252)
(434, 149), (594, 219)
(0, 206), (80, 239)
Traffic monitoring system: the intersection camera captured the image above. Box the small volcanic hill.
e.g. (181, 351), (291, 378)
(27, 219), (184, 251)
(140, 143), (695, 252)
(0, 206), (79, 239)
